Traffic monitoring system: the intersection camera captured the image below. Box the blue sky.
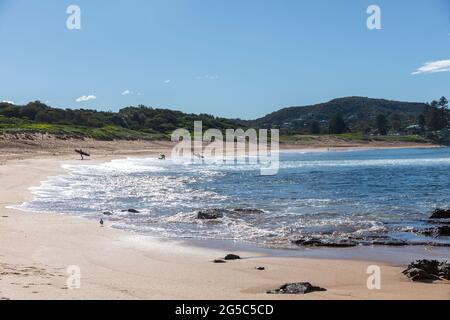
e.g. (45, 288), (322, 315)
(0, 0), (449, 119)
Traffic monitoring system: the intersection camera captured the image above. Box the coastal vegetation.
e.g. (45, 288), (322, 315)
(0, 96), (449, 143)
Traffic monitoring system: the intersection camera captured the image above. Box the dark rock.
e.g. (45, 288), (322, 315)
(402, 259), (450, 281)
(267, 282), (326, 295)
(429, 209), (450, 219)
(349, 234), (389, 241)
(436, 225), (450, 236)
(197, 209), (229, 220)
(418, 229), (434, 237)
(233, 208), (264, 215)
(224, 254), (241, 260)
(213, 259), (226, 264)
(402, 268), (440, 282)
(256, 267), (265, 271)
(103, 211), (113, 216)
(438, 261), (450, 280)
(122, 209), (140, 213)
(406, 260), (440, 275)
(197, 208), (263, 219)
(371, 239), (408, 246)
(292, 237), (357, 248)
(420, 225), (450, 237)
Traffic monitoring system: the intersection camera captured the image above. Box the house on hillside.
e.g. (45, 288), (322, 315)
(405, 124), (422, 135)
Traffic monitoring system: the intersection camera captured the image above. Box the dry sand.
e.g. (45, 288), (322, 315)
(0, 138), (449, 300)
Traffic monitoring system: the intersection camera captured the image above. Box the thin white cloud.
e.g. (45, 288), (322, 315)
(1, 100), (15, 104)
(121, 89), (131, 96)
(164, 80), (171, 84)
(76, 95), (97, 102)
(196, 75), (219, 80)
(412, 60), (450, 75)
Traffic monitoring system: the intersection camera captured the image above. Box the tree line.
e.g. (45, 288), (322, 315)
(320, 96), (449, 135)
(0, 101), (242, 134)
(1, 97), (449, 140)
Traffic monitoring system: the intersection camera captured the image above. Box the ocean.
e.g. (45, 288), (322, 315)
(17, 147), (450, 250)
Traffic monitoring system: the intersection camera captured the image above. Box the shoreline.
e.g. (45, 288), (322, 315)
(0, 135), (442, 164)
(1, 148), (449, 299)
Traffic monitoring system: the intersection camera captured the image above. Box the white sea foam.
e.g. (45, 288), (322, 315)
(15, 148), (450, 247)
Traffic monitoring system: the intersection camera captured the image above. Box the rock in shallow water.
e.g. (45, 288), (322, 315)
(233, 208), (264, 215)
(122, 209), (140, 213)
(197, 208), (263, 220)
(436, 225), (450, 236)
(267, 282), (326, 295)
(371, 239), (408, 246)
(419, 225), (450, 237)
(197, 209), (230, 220)
(429, 209), (450, 219)
(292, 237), (357, 248)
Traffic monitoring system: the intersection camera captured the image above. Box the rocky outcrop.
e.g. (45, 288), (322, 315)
(438, 261), (450, 279)
(402, 268), (440, 281)
(213, 259), (226, 264)
(122, 209), (140, 213)
(420, 225), (450, 237)
(429, 209), (450, 219)
(197, 208), (264, 220)
(267, 282), (326, 294)
(292, 235), (422, 247)
(233, 208), (264, 215)
(292, 237), (357, 248)
(224, 254), (241, 260)
(197, 209), (230, 220)
(402, 260), (450, 281)
(371, 239), (408, 246)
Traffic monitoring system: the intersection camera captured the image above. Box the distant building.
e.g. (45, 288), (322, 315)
(405, 125), (422, 135)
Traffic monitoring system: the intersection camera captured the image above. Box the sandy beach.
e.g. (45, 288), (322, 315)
(0, 138), (449, 300)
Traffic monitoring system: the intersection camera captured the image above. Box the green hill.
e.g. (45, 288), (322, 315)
(248, 97), (427, 134)
(0, 96), (446, 142)
(0, 101), (244, 140)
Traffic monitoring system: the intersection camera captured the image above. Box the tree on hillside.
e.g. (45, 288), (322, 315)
(309, 121), (321, 134)
(438, 96), (449, 129)
(376, 114), (389, 135)
(418, 114), (426, 129)
(429, 108), (443, 131)
(426, 98), (448, 131)
(439, 96), (448, 109)
(363, 124), (372, 135)
(391, 114), (402, 132)
(328, 113), (348, 134)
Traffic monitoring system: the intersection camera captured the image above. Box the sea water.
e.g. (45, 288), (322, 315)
(16, 148), (450, 249)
